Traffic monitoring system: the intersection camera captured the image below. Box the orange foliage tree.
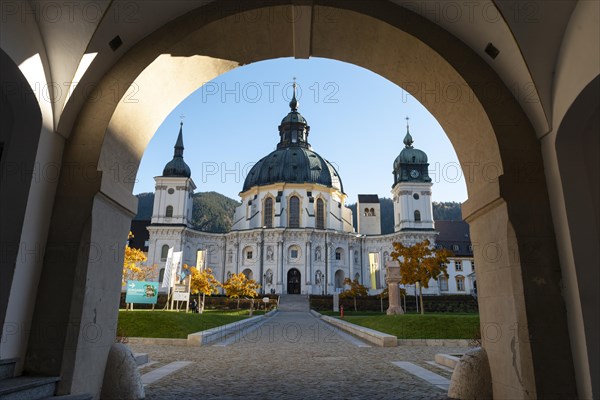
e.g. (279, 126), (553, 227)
(122, 232), (149, 286)
(221, 272), (260, 309)
(390, 239), (452, 314)
(186, 265), (220, 313)
(340, 277), (369, 311)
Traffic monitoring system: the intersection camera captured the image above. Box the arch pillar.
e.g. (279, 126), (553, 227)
(24, 169), (137, 395)
(463, 171), (576, 398)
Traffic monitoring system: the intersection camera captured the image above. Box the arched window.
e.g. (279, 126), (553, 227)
(243, 246), (253, 263)
(370, 208), (375, 216)
(316, 198), (325, 229)
(160, 245), (169, 261)
(263, 197), (274, 228)
(439, 275), (448, 291)
(364, 207), (370, 216)
(335, 248), (343, 261)
(289, 196), (300, 228)
(414, 210), (421, 221)
(158, 268), (165, 283)
(165, 205), (173, 217)
(456, 275), (465, 292)
(335, 270), (345, 289)
(242, 268), (253, 280)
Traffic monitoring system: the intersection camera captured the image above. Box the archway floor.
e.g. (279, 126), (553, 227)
(130, 311), (465, 399)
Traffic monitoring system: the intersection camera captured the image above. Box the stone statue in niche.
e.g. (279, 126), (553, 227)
(265, 269), (273, 285)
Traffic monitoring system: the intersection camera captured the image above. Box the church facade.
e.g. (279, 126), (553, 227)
(145, 86), (471, 295)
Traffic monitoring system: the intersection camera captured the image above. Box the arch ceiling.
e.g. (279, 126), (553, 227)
(0, 0), (578, 138)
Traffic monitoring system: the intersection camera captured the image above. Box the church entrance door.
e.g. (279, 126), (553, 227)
(287, 268), (301, 294)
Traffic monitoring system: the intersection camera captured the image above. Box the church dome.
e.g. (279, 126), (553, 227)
(393, 147), (429, 170)
(281, 111), (307, 125)
(242, 147), (343, 192)
(163, 157), (191, 178)
(163, 122), (191, 178)
(242, 81), (344, 193)
(392, 120), (431, 184)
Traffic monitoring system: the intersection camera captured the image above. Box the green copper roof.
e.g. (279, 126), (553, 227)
(242, 146), (343, 193)
(242, 83), (343, 193)
(163, 122), (191, 178)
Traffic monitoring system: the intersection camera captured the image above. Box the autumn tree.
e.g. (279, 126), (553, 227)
(122, 232), (149, 285)
(390, 239), (452, 314)
(221, 272), (260, 309)
(340, 277), (369, 311)
(186, 266), (220, 313)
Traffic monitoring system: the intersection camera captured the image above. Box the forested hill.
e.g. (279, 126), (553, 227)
(348, 199), (462, 234)
(134, 192), (241, 233)
(135, 192), (461, 234)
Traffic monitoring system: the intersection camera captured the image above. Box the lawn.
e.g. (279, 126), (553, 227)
(117, 309), (263, 339)
(324, 311), (480, 339)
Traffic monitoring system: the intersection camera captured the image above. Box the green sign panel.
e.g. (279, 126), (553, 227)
(125, 281), (159, 304)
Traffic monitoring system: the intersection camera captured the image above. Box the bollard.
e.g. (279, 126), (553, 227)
(340, 305), (344, 318)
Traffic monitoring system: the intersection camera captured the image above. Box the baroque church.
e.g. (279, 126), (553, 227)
(146, 84), (471, 295)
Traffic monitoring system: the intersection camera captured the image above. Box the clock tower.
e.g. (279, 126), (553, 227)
(391, 119), (434, 232)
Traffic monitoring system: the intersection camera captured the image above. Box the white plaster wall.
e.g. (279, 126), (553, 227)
(357, 201), (381, 235)
(151, 177), (195, 225)
(392, 182), (434, 231)
(232, 185), (352, 231)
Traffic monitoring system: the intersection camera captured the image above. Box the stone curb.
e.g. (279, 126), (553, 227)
(435, 353), (462, 369)
(127, 337), (188, 346)
(128, 312), (278, 347)
(398, 339), (470, 347)
(320, 315), (397, 347)
(187, 313), (272, 346)
(309, 309), (322, 318)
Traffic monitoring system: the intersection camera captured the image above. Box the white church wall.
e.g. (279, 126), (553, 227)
(152, 176), (195, 226)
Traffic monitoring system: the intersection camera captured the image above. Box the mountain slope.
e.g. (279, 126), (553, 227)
(134, 191), (241, 233)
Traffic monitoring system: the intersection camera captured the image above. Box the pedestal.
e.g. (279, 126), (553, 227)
(386, 262), (404, 315)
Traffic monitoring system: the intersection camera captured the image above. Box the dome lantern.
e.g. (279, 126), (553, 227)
(277, 79), (311, 150)
(242, 82), (344, 194)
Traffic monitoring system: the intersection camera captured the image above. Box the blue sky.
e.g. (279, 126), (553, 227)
(134, 57), (467, 204)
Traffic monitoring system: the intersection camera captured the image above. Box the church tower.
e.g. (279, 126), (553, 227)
(391, 118), (434, 231)
(151, 122), (196, 227)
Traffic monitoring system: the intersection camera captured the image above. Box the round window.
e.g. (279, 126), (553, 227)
(413, 193), (420, 200)
(168, 188), (175, 194)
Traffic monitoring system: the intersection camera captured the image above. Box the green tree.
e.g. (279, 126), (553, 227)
(221, 272), (260, 309)
(390, 239), (452, 314)
(340, 277), (369, 311)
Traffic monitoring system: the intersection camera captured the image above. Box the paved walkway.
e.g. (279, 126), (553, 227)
(131, 296), (464, 399)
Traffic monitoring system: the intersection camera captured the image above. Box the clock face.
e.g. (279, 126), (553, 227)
(410, 169), (419, 178)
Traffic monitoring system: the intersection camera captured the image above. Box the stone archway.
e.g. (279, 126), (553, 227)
(555, 76), (600, 397)
(0, 48), (44, 370)
(20, 2), (577, 398)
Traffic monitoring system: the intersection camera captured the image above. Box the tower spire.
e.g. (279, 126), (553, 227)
(289, 77), (298, 111)
(174, 121), (184, 158)
(162, 121), (191, 177)
(403, 116), (414, 148)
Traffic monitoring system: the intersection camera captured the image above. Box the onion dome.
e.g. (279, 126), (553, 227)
(242, 81), (344, 193)
(162, 122), (191, 178)
(392, 118), (431, 186)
